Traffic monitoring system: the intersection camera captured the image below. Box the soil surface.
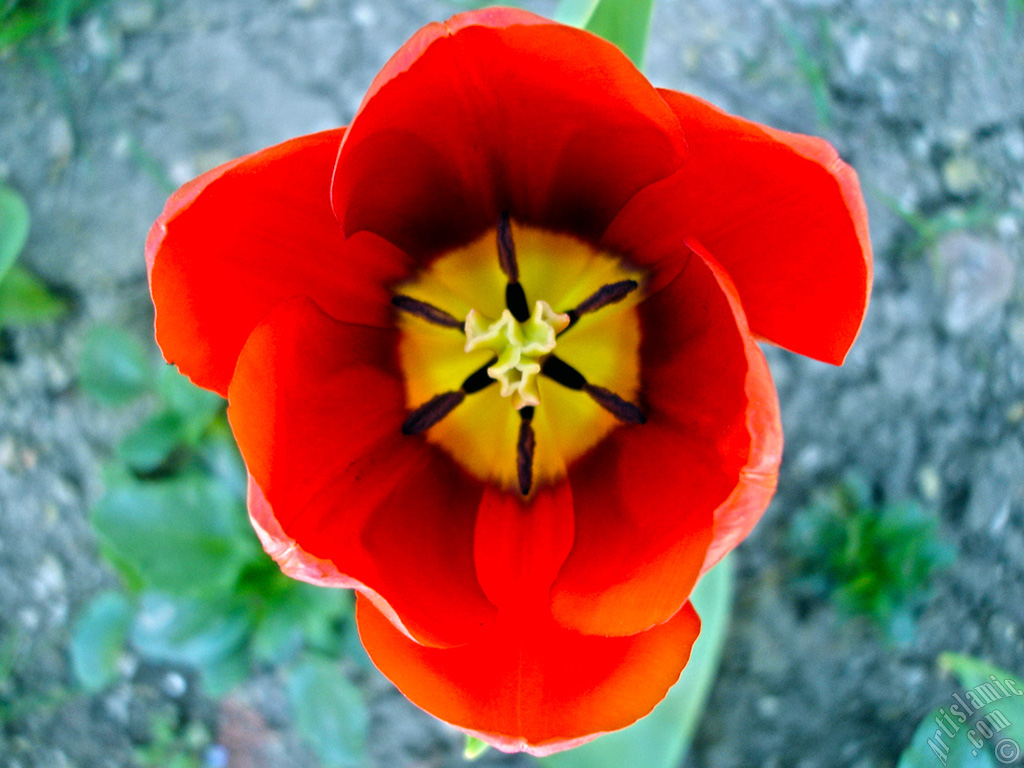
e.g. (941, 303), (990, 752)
(1, 1), (1022, 767)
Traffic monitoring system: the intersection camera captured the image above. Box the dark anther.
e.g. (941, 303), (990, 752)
(401, 391), (465, 435)
(392, 294), (463, 330)
(564, 279), (639, 330)
(497, 212), (531, 321)
(541, 355), (587, 390)
(506, 282), (530, 322)
(497, 211), (519, 282)
(583, 384), (647, 424)
(461, 358), (498, 394)
(517, 406), (536, 496)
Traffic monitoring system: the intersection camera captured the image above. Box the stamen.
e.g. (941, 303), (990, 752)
(401, 391), (465, 435)
(540, 355), (586, 390)
(461, 358), (498, 394)
(583, 384), (647, 424)
(497, 212), (530, 321)
(564, 279), (639, 330)
(542, 356), (646, 423)
(392, 295), (463, 330)
(496, 211), (519, 282)
(517, 406), (536, 496)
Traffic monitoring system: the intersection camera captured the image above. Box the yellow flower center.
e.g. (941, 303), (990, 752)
(393, 217), (645, 495)
(464, 301), (570, 410)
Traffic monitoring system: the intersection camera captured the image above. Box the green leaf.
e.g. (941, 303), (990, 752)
(464, 736), (490, 760)
(79, 324), (151, 404)
(898, 706), (997, 768)
(157, 366), (224, 444)
(288, 657), (369, 768)
(91, 473), (254, 595)
(119, 411), (186, 473)
(540, 556), (735, 768)
(896, 654), (1024, 768)
(553, 0), (601, 26)
(583, 0), (656, 69)
(0, 184), (29, 285)
(0, 265), (67, 325)
(131, 591), (252, 697)
(940, 654), (1024, 743)
(252, 582), (351, 663)
(70, 590), (134, 691)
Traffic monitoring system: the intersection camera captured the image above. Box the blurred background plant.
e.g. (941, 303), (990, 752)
(71, 330), (370, 767)
(0, 184), (67, 359)
(0, 0), (108, 51)
(788, 474), (955, 645)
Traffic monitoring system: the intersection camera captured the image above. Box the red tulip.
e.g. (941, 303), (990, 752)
(145, 7), (872, 756)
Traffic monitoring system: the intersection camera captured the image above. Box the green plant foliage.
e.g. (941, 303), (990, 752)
(87, 357), (359, 720)
(553, 0), (655, 69)
(79, 325), (152, 404)
(69, 590), (134, 691)
(0, 184), (30, 284)
(288, 656), (369, 768)
(0, 184), (67, 328)
(132, 711), (209, 768)
(0, 0), (107, 50)
(899, 706), (998, 768)
(898, 656), (1024, 767)
(779, 21), (832, 129)
(789, 475), (954, 643)
(464, 735), (489, 760)
(539, 556), (735, 768)
(553, 0), (601, 27)
(92, 473), (256, 596)
(0, 265), (67, 325)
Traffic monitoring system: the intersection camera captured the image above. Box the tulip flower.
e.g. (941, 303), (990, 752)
(145, 7), (872, 756)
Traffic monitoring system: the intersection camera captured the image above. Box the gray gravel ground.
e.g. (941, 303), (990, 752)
(1, 0), (1022, 766)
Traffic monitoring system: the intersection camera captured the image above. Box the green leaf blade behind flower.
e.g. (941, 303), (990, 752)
(554, 0), (656, 70)
(539, 556), (735, 768)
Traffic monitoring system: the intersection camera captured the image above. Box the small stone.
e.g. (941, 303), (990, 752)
(843, 33), (871, 77)
(113, 58), (146, 85)
(933, 233), (1014, 334)
(83, 15), (122, 59)
(756, 695), (781, 718)
(351, 3), (377, 27)
(942, 155), (984, 196)
(35, 554), (65, 596)
(918, 465), (941, 501)
(997, 214), (1019, 239)
(168, 159), (197, 186)
(161, 671), (187, 698)
(115, 0), (155, 32)
(47, 116), (74, 165)
(0, 436), (17, 470)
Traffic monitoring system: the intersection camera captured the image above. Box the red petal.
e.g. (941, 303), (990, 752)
(332, 8), (686, 256)
(227, 297), (495, 648)
(605, 90), (872, 365)
(550, 246), (781, 636)
(358, 484), (698, 753)
(474, 483), (575, 610)
(147, 128), (412, 396)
